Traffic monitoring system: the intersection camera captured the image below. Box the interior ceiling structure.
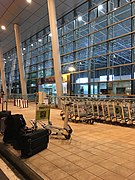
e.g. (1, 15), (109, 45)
(0, 0), (85, 53)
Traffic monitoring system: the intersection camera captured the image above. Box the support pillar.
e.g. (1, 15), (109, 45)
(47, 0), (63, 105)
(14, 24), (27, 99)
(0, 47), (7, 97)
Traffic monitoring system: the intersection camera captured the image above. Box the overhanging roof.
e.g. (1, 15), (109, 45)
(0, 0), (85, 53)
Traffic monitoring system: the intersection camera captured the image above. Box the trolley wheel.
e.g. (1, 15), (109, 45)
(64, 133), (71, 140)
(60, 111), (64, 116)
(90, 119), (94, 124)
(62, 116), (65, 120)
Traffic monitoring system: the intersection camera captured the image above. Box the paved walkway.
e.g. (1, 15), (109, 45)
(1, 102), (135, 180)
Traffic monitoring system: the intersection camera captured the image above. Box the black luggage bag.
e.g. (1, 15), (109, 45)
(0, 111), (11, 118)
(20, 129), (49, 158)
(0, 111), (11, 134)
(3, 114), (26, 143)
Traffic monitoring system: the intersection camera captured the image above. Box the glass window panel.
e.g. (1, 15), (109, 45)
(113, 4), (131, 22)
(95, 15), (107, 30)
(45, 42), (52, 51)
(93, 43), (107, 57)
(43, 36), (48, 44)
(121, 0), (130, 6)
(109, 0), (119, 11)
(31, 57), (37, 65)
(91, 56), (107, 69)
(61, 65), (71, 74)
(76, 37), (88, 50)
(63, 31), (74, 44)
(37, 38), (43, 46)
(90, 8), (97, 20)
(98, 2), (107, 16)
(93, 29), (107, 44)
(109, 19), (131, 38)
(95, 69), (107, 80)
(25, 59), (31, 66)
(114, 67), (120, 80)
(38, 71), (44, 78)
(76, 49), (88, 60)
(121, 65), (131, 76)
(75, 60), (88, 71)
(110, 50), (131, 66)
(63, 42), (73, 53)
(38, 54), (44, 62)
(38, 63), (43, 70)
(31, 65), (37, 71)
(62, 53), (74, 64)
(45, 60), (53, 68)
(57, 18), (63, 27)
(45, 68), (53, 77)
(31, 49), (37, 57)
(75, 24), (89, 39)
(110, 35), (131, 53)
(31, 72), (37, 79)
(75, 12), (88, 28)
(64, 11), (74, 23)
(63, 21), (74, 34)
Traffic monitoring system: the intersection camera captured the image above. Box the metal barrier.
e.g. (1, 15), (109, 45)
(14, 99), (28, 108)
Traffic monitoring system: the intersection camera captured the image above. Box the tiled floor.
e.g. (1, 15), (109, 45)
(1, 102), (135, 179)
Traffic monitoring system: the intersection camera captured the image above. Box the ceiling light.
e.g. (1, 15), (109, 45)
(26, 0), (32, 3)
(77, 16), (82, 21)
(1, 25), (6, 30)
(98, 5), (103, 11)
(68, 66), (76, 72)
(38, 39), (42, 42)
(23, 47), (26, 50)
(49, 33), (52, 37)
(31, 44), (33, 47)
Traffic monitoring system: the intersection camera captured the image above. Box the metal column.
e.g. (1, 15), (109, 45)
(0, 47), (7, 96)
(14, 24), (27, 99)
(47, 0), (63, 102)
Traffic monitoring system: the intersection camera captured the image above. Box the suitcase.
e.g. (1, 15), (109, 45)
(3, 114), (26, 143)
(0, 111), (11, 135)
(0, 111), (11, 118)
(0, 117), (6, 134)
(20, 129), (49, 158)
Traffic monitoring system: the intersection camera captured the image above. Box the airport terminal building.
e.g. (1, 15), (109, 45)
(0, 0), (135, 97)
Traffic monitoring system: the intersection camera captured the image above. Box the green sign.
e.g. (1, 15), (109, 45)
(36, 104), (50, 121)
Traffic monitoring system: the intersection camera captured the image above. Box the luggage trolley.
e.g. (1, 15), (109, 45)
(33, 103), (73, 139)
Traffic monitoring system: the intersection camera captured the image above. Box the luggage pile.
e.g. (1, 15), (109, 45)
(0, 113), (50, 158)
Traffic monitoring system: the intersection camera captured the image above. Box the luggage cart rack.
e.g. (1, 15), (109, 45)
(31, 103), (73, 140)
(59, 96), (135, 127)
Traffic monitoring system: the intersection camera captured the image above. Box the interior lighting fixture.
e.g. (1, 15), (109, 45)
(114, 8), (117, 10)
(23, 47), (26, 50)
(26, 0), (32, 3)
(31, 43), (33, 47)
(38, 39), (42, 42)
(68, 66), (76, 72)
(98, 4), (103, 11)
(77, 16), (82, 21)
(49, 33), (52, 37)
(1, 25), (6, 30)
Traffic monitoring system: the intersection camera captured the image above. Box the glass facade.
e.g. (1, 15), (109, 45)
(3, 0), (135, 96)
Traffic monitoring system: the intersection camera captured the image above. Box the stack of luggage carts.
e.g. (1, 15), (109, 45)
(2, 114), (50, 158)
(60, 96), (135, 127)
